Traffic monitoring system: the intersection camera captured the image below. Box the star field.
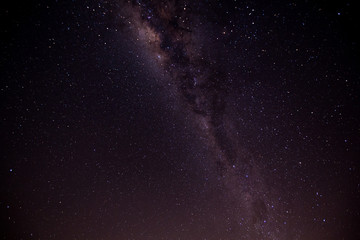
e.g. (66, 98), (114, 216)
(1, 0), (360, 239)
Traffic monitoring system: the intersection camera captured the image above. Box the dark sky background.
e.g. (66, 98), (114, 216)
(1, 0), (359, 239)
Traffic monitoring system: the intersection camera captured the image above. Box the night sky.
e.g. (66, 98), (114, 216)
(1, 0), (360, 239)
